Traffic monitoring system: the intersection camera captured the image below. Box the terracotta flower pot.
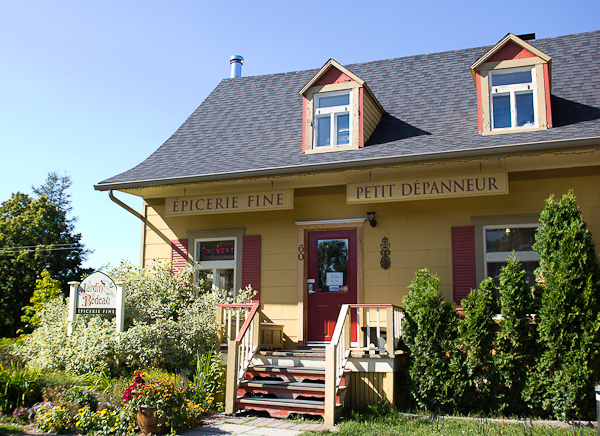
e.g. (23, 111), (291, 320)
(136, 406), (170, 435)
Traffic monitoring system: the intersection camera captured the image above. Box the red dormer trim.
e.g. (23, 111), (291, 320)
(487, 41), (537, 62)
(543, 63), (553, 128)
(314, 67), (354, 86)
(476, 71), (483, 135)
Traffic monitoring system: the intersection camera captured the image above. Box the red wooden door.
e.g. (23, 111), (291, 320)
(307, 229), (357, 342)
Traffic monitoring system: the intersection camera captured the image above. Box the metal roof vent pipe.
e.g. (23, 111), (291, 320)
(230, 55), (244, 78)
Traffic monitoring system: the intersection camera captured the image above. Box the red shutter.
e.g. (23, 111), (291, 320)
(171, 239), (188, 273)
(451, 226), (476, 306)
(242, 235), (261, 302)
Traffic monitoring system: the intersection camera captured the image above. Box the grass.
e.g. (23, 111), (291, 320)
(0, 424), (27, 436)
(302, 408), (597, 436)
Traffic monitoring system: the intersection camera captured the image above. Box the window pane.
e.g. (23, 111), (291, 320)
(317, 239), (348, 293)
(318, 93), (349, 108)
(198, 270), (214, 294)
(487, 261), (539, 288)
(516, 92), (535, 126)
(315, 116), (331, 147)
(486, 227), (537, 253)
(492, 94), (511, 128)
(217, 268), (234, 294)
(491, 70), (532, 86)
(197, 240), (235, 261)
(336, 113), (350, 145)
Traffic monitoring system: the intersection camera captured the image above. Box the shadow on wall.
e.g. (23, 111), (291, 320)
(365, 114), (432, 146)
(551, 95), (600, 127)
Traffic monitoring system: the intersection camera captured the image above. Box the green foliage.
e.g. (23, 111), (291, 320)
(15, 261), (252, 376)
(402, 269), (461, 412)
(36, 404), (74, 434)
(525, 191), (600, 419)
(0, 192), (89, 336)
(20, 269), (62, 331)
(63, 385), (99, 411)
(494, 254), (533, 414)
(0, 362), (42, 415)
(32, 171), (73, 214)
(459, 277), (498, 413)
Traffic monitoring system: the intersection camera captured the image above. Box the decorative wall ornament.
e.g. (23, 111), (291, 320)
(380, 236), (391, 269)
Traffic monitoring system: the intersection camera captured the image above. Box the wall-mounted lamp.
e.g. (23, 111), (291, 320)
(367, 212), (377, 227)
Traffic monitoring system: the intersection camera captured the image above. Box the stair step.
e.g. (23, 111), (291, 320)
(241, 380), (325, 391)
(237, 396), (325, 410)
(250, 365), (325, 374)
(259, 349), (326, 358)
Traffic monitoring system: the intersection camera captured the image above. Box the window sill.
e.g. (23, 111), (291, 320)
(482, 125), (548, 136)
(304, 144), (359, 154)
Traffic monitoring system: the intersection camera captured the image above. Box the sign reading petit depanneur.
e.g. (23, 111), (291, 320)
(347, 172), (508, 204)
(165, 189), (293, 216)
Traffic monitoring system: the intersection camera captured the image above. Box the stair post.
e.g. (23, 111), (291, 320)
(225, 339), (239, 414)
(324, 343), (336, 426)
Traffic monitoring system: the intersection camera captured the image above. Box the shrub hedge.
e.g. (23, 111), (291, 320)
(402, 191), (600, 420)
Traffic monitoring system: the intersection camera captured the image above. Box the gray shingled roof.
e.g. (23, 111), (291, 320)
(96, 30), (600, 189)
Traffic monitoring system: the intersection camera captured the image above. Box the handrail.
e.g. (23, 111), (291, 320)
(220, 302), (261, 414)
(324, 303), (404, 425)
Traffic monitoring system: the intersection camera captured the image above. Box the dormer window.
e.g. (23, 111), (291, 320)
(299, 59), (385, 154)
(315, 91), (351, 147)
(490, 67), (536, 130)
(470, 33), (552, 135)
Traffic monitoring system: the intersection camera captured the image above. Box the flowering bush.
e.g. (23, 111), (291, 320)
(36, 404), (72, 434)
(63, 385), (98, 411)
(15, 260), (253, 375)
(75, 406), (135, 436)
(11, 407), (28, 423)
(121, 372), (205, 431)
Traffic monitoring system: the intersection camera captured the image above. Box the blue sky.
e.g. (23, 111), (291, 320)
(1, 0), (598, 270)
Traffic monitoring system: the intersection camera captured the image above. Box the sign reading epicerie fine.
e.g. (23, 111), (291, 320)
(347, 172), (508, 204)
(165, 189), (293, 216)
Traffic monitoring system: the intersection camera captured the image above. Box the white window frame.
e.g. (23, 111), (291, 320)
(482, 223), (541, 281)
(490, 67), (538, 130)
(314, 90), (352, 147)
(194, 236), (238, 296)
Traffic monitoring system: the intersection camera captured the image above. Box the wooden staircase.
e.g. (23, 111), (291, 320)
(234, 349), (349, 419)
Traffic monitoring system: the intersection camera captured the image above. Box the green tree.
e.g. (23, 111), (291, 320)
(32, 171), (73, 213)
(494, 254), (533, 415)
(459, 277), (499, 414)
(0, 192), (88, 336)
(402, 269), (462, 412)
(20, 269), (62, 331)
(525, 191), (600, 419)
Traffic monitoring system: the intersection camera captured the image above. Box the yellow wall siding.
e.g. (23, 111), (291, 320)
(141, 166), (600, 345)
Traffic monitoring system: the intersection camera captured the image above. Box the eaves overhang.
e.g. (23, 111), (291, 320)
(94, 136), (600, 192)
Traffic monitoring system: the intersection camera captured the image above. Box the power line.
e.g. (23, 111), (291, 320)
(0, 243), (83, 255)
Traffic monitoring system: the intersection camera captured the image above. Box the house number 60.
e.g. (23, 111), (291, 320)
(298, 245), (304, 261)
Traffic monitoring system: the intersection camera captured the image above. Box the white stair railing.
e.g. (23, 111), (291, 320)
(324, 303), (404, 425)
(325, 304), (351, 426)
(218, 302), (260, 414)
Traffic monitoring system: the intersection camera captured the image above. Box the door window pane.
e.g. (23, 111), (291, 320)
(317, 239), (348, 293)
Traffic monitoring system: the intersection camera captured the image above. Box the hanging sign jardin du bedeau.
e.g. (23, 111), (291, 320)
(347, 172), (508, 204)
(67, 271), (126, 335)
(165, 189), (293, 216)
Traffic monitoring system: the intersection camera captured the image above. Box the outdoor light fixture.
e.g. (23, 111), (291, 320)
(367, 212), (377, 227)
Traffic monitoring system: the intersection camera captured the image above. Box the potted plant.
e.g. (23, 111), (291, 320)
(122, 372), (187, 435)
